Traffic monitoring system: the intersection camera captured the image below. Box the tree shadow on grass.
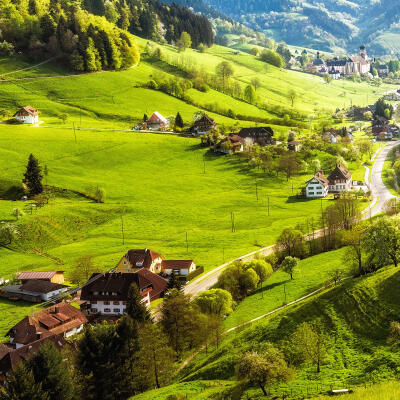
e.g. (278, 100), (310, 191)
(253, 279), (290, 296)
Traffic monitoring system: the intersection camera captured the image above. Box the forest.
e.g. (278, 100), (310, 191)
(0, 0), (213, 72)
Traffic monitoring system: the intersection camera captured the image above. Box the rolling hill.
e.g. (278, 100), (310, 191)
(202, 0), (400, 55)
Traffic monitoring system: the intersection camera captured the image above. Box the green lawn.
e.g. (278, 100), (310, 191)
(129, 380), (234, 400)
(224, 248), (350, 330)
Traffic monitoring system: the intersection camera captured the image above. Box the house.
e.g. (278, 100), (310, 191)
(192, 114), (217, 135)
(288, 141), (302, 152)
(146, 112), (169, 131)
(322, 128), (338, 143)
(18, 271), (65, 284)
(161, 260), (196, 276)
(214, 135), (244, 154)
(13, 106), (39, 124)
(305, 165), (353, 198)
(80, 270), (168, 315)
(377, 65), (389, 76)
(327, 164), (352, 193)
(0, 280), (67, 303)
(305, 171), (329, 198)
(0, 334), (69, 384)
(372, 115), (388, 128)
(6, 302), (87, 349)
(329, 69), (341, 80)
(116, 249), (164, 274)
(238, 127), (275, 146)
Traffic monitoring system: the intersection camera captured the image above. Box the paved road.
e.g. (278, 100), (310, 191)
(185, 141), (400, 297)
(369, 140), (400, 215)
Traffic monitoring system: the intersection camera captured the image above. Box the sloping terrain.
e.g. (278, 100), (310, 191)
(202, 0), (400, 55)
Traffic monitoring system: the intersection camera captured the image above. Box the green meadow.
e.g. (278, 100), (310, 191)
(223, 248), (350, 330)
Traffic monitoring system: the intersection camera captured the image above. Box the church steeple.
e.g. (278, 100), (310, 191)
(360, 45), (367, 60)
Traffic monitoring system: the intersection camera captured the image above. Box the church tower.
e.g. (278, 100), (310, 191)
(360, 45), (367, 60)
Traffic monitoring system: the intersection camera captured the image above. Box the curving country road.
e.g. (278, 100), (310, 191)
(369, 140), (400, 215)
(185, 140), (400, 297)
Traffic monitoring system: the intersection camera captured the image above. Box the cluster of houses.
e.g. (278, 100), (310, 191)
(371, 116), (399, 141)
(0, 248), (197, 383)
(304, 164), (366, 198)
(308, 46), (373, 79)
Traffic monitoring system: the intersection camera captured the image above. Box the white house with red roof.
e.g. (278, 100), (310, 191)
(13, 106), (40, 124)
(305, 171), (329, 198)
(147, 112), (169, 131)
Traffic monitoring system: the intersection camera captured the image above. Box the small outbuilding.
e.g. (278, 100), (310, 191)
(18, 271), (65, 284)
(147, 112), (169, 130)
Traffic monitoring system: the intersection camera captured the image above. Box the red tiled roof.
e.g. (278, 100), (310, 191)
(18, 271), (64, 281)
(161, 260), (194, 270)
(0, 334), (68, 375)
(125, 249), (163, 269)
(7, 302), (87, 345)
(328, 164), (352, 182)
(13, 106), (40, 117)
(19, 280), (66, 294)
(136, 268), (168, 301)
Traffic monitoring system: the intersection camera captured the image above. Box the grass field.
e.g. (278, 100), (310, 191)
(223, 248), (349, 330)
(129, 380), (234, 400)
(314, 381), (400, 399)
(179, 265), (400, 397)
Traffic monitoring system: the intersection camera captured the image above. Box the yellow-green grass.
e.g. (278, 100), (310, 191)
(382, 145), (400, 197)
(314, 381), (400, 400)
(0, 125), (336, 277)
(223, 247), (350, 330)
(180, 266), (400, 392)
(129, 380), (235, 400)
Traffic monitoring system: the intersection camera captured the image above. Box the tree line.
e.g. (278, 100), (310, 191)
(83, 0), (213, 48)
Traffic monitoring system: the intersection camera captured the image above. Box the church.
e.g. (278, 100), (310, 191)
(309, 46), (370, 77)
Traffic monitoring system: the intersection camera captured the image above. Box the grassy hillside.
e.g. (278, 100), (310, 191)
(0, 38), (395, 133)
(223, 247), (350, 330)
(179, 266), (400, 397)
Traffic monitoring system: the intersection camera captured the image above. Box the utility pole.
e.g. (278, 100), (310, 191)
(203, 154), (206, 174)
(267, 195), (270, 216)
(231, 212), (235, 233)
(255, 179), (258, 202)
(73, 122), (77, 143)
(186, 231), (188, 253)
(79, 106), (82, 126)
(121, 216), (125, 245)
(291, 181), (294, 195)
(222, 247), (225, 263)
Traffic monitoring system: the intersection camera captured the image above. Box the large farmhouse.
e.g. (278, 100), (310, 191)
(115, 248), (197, 277)
(237, 127), (275, 146)
(305, 165), (353, 198)
(80, 270), (168, 315)
(13, 106), (40, 124)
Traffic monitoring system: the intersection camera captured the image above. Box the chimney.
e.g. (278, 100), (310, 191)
(54, 306), (59, 314)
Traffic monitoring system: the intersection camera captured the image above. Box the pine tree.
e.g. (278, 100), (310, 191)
(167, 272), (183, 291)
(126, 283), (152, 322)
(175, 112), (184, 128)
(23, 154), (43, 197)
(0, 363), (49, 400)
(143, 113), (148, 122)
(28, 0), (38, 15)
(28, 342), (74, 400)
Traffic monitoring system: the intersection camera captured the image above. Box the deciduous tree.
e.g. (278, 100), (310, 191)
(280, 256), (299, 280)
(194, 288), (234, 316)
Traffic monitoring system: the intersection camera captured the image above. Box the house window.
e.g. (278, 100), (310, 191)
(91, 308), (98, 313)
(104, 308), (111, 313)
(113, 308), (120, 313)
(123, 260), (127, 265)
(90, 301), (97, 305)
(113, 301), (119, 305)
(317, 192), (322, 195)
(309, 192), (314, 195)
(122, 301), (127, 305)
(104, 301), (110, 305)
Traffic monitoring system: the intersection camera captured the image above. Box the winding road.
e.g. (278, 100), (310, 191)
(185, 140), (400, 297)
